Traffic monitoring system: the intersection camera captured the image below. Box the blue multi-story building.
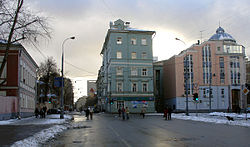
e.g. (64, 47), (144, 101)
(97, 19), (156, 113)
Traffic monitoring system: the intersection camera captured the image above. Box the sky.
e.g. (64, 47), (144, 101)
(22, 0), (250, 101)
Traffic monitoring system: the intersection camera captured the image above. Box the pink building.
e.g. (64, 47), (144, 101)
(163, 27), (246, 112)
(0, 41), (38, 120)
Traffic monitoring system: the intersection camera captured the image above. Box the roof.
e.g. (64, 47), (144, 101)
(209, 27), (236, 42)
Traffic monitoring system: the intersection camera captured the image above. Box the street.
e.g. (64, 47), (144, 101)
(44, 113), (250, 147)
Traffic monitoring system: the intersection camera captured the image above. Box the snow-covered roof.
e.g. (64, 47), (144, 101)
(209, 27), (236, 42)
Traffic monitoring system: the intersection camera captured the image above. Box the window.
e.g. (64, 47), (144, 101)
(132, 83), (137, 92)
(131, 38), (136, 45)
(142, 83), (148, 92)
(117, 37), (122, 44)
(142, 68), (147, 76)
(116, 67), (123, 75)
(117, 82), (123, 92)
(117, 51), (122, 59)
(141, 38), (147, 45)
(131, 52), (136, 59)
(217, 47), (220, 51)
(142, 52), (147, 59)
(131, 67), (137, 76)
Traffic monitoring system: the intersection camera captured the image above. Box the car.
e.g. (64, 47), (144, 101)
(47, 108), (61, 114)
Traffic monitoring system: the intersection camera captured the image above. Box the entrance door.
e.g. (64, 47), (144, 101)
(232, 89), (240, 112)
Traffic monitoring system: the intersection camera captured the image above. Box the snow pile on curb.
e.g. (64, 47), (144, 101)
(11, 125), (67, 147)
(172, 113), (250, 127)
(209, 112), (250, 119)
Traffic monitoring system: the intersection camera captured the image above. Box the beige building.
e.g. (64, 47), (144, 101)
(163, 27), (246, 112)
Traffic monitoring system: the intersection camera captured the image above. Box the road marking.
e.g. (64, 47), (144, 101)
(108, 126), (131, 147)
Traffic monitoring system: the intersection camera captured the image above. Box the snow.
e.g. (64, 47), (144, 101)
(147, 112), (250, 127)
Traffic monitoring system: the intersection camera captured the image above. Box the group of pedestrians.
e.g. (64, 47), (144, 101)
(118, 107), (130, 120)
(84, 107), (94, 120)
(164, 107), (172, 120)
(34, 106), (47, 118)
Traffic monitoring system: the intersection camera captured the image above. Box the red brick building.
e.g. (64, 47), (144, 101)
(0, 40), (38, 120)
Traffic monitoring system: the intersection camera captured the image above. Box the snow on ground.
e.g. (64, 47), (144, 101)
(11, 125), (68, 147)
(147, 112), (250, 127)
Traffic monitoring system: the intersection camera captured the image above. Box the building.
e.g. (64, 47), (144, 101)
(0, 40), (38, 120)
(162, 27), (246, 112)
(245, 60), (250, 107)
(97, 19), (156, 113)
(153, 60), (164, 112)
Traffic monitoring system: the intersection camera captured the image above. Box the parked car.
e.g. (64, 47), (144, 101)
(47, 108), (61, 114)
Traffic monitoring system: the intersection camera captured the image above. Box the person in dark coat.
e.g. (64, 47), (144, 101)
(85, 108), (90, 120)
(118, 107), (121, 117)
(43, 106), (47, 118)
(168, 107), (172, 120)
(122, 107), (125, 120)
(35, 108), (39, 118)
(164, 107), (168, 120)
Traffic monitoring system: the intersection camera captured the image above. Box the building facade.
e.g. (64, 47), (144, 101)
(0, 41), (38, 120)
(163, 27), (246, 112)
(97, 19), (155, 113)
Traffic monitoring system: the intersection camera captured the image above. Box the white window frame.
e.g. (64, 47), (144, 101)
(142, 83), (148, 92)
(131, 52), (136, 59)
(132, 82), (137, 92)
(117, 82), (123, 92)
(142, 68), (148, 76)
(131, 38), (136, 45)
(131, 67), (137, 76)
(141, 38), (147, 45)
(116, 67), (123, 75)
(117, 51), (122, 59)
(117, 37), (122, 44)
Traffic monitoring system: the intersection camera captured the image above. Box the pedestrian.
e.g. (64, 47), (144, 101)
(118, 107), (121, 117)
(164, 107), (168, 120)
(168, 107), (172, 120)
(43, 106), (47, 118)
(141, 107), (146, 119)
(90, 107), (94, 120)
(35, 107), (39, 118)
(122, 107), (125, 120)
(40, 108), (44, 118)
(86, 107), (90, 120)
(125, 107), (129, 120)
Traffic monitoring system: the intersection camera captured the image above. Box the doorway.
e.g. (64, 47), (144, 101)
(231, 89), (240, 112)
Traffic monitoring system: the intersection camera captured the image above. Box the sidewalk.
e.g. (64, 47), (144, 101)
(0, 114), (73, 146)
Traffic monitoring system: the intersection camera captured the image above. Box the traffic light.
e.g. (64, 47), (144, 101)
(193, 93), (198, 101)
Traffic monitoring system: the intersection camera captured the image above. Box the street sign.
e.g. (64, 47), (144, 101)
(243, 88), (249, 95)
(54, 77), (64, 87)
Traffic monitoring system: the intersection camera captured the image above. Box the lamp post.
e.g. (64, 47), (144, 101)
(60, 36), (75, 119)
(175, 38), (189, 116)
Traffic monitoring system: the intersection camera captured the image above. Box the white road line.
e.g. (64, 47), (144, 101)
(108, 126), (132, 147)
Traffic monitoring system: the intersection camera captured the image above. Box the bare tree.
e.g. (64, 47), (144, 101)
(0, 0), (51, 86)
(37, 57), (59, 104)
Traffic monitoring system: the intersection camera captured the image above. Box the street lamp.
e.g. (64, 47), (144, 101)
(60, 36), (75, 119)
(175, 38), (189, 116)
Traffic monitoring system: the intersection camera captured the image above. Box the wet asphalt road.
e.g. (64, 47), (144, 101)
(44, 113), (250, 147)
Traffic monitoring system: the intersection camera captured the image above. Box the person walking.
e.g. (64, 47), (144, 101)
(168, 107), (172, 120)
(164, 107), (168, 120)
(122, 107), (125, 120)
(90, 107), (94, 120)
(141, 107), (146, 119)
(35, 107), (39, 118)
(125, 107), (129, 120)
(85, 108), (90, 120)
(118, 107), (121, 117)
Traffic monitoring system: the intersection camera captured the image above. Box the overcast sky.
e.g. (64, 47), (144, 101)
(23, 0), (250, 100)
